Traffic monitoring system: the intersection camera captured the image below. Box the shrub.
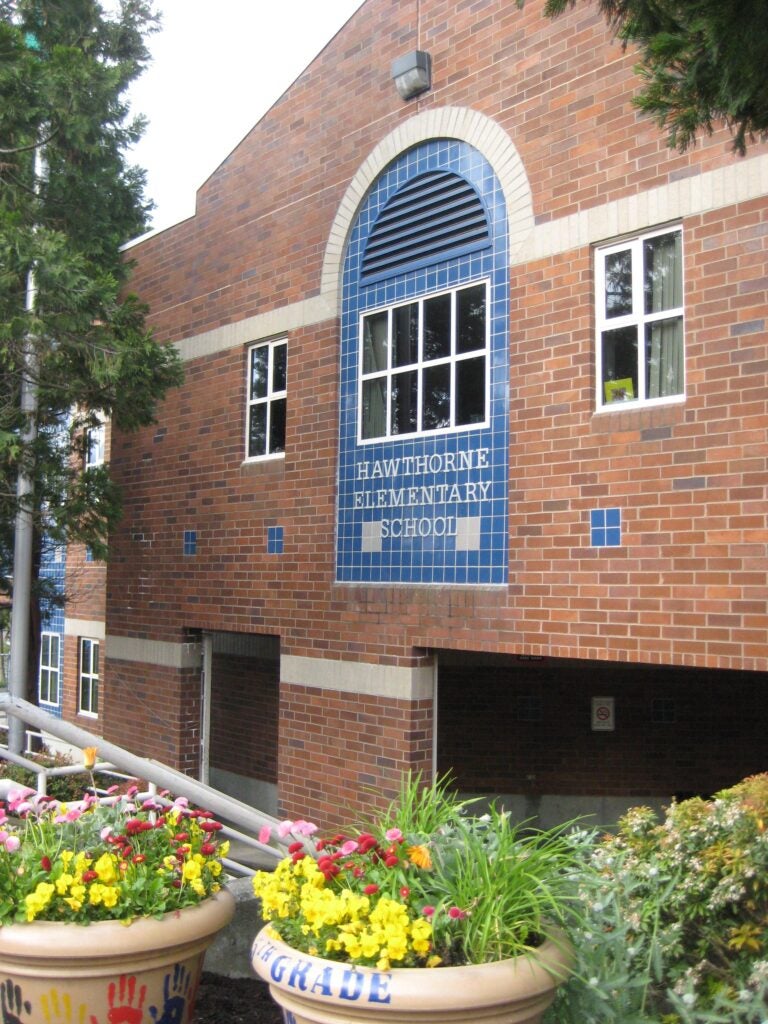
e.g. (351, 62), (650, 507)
(547, 775), (768, 1023)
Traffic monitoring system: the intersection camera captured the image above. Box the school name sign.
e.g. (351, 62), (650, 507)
(353, 448), (491, 541)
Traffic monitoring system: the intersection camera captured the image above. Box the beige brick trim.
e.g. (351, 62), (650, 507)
(320, 106), (535, 295)
(105, 635), (202, 670)
(281, 654), (435, 701)
(64, 618), (106, 641)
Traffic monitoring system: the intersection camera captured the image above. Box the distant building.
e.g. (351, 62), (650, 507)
(50, 0), (768, 826)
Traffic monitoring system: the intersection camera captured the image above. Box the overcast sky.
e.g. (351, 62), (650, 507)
(125, 0), (365, 235)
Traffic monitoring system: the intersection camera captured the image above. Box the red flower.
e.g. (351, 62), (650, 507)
(400, 886), (410, 899)
(315, 839), (327, 851)
(291, 851), (306, 863)
(353, 866), (365, 878)
(40, 856), (52, 872)
(201, 842), (216, 856)
(363, 884), (379, 895)
(173, 832), (189, 843)
(132, 854), (146, 864)
(199, 821), (223, 833)
(384, 855), (399, 868)
(125, 819), (153, 835)
(288, 841), (304, 854)
(82, 870), (98, 884)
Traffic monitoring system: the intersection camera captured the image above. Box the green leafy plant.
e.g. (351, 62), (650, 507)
(253, 772), (582, 970)
(546, 775), (768, 1023)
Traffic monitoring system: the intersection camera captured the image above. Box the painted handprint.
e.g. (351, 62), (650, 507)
(40, 988), (98, 1024)
(148, 964), (196, 1024)
(0, 979), (31, 1024)
(106, 976), (147, 1024)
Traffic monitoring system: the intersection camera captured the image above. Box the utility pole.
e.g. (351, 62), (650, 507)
(7, 64), (45, 752)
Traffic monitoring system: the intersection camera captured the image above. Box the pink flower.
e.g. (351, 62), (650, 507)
(340, 840), (359, 855)
(258, 825), (272, 845)
(291, 820), (318, 837)
(422, 905), (435, 917)
(277, 820), (295, 839)
(400, 886), (410, 899)
(448, 906), (467, 920)
(385, 828), (403, 843)
(4, 836), (19, 853)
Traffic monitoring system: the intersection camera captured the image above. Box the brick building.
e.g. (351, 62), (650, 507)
(80, 0), (768, 827)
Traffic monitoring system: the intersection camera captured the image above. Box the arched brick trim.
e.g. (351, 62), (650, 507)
(321, 107), (533, 299)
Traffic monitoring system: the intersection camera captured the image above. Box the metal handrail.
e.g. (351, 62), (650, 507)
(0, 692), (283, 876)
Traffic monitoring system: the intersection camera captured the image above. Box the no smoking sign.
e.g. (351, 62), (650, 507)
(591, 697), (615, 731)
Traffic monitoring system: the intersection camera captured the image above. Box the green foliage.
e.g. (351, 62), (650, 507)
(0, 0), (183, 592)
(0, 750), (108, 802)
(545, 776), (768, 1023)
(534, 0), (768, 154)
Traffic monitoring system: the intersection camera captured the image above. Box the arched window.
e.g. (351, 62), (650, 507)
(336, 139), (509, 585)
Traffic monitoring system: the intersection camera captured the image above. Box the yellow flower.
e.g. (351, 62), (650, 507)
(82, 746), (98, 769)
(182, 859), (202, 881)
(25, 882), (55, 921)
(93, 853), (118, 884)
(407, 844), (432, 869)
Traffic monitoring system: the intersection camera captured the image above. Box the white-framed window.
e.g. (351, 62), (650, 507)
(39, 632), (60, 707)
(246, 339), (287, 459)
(85, 419), (105, 469)
(595, 226), (684, 409)
(359, 280), (488, 442)
(79, 638), (99, 717)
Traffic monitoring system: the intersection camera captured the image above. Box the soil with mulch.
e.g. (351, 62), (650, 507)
(193, 972), (283, 1024)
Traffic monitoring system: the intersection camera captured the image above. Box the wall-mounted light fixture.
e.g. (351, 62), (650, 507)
(391, 50), (432, 101)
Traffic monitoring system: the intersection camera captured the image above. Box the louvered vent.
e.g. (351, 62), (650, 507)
(361, 170), (490, 282)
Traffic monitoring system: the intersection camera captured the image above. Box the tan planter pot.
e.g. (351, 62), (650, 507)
(251, 925), (571, 1024)
(0, 887), (234, 1023)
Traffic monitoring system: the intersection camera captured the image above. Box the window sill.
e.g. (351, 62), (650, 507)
(591, 398), (685, 434)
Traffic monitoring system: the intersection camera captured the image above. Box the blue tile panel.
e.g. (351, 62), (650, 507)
(37, 540), (65, 715)
(267, 526), (284, 555)
(590, 508), (622, 547)
(336, 140), (509, 585)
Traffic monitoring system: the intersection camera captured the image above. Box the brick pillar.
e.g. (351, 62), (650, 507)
(277, 654), (435, 829)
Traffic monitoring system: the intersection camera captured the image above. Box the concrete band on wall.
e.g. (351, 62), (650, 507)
(105, 637), (435, 702)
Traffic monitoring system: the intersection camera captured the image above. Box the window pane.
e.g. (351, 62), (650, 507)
(422, 363), (451, 430)
(456, 357), (485, 425)
(250, 347), (269, 400)
(362, 312), (388, 373)
(604, 249), (633, 318)
(391, 370), (418, 435)
(646, 317), (683, 398)
(644, 232), (682, 314)
(91, 684), (98, 716)
(601, 325), (638, 404)
(423, 293), (451, 360)
(272, 343), (287, 392)
(248, 404), (267, 457)
(81, 641), (92, 676)
(270, 397), (286, 453)
(41, 635), (51, 663)
(362, 378), (387, 439)
(92, 643), (99, 676)
(456, 284), (485, 353)
(393, 304), (418, 367)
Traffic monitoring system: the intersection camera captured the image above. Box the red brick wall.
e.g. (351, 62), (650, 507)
(210, 654), (278, 782)
(103, 660), (201, 774)
(103, 0), (768, 816)
(278, 683), (434, 828)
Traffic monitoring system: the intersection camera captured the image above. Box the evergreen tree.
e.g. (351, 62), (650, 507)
(0, 0), (182, 591)
(538, 0), (768, 154)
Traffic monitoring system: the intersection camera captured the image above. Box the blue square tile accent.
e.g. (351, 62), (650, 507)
(267, 525), (284, 555)
(590, 508), (622, 547)
(183, 530), (197, 556)
(335, 140), (509, 586)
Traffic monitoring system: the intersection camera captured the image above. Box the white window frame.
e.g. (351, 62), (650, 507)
(245, 339), (287, 461)
(85, 418), (106, 469)
(39, 632), (60, 707)
(78, 637), (99, 718)
(358, 279), (490, 444)
(595, 226), (684, 410)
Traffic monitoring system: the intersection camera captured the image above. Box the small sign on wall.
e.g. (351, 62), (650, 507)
(591, 696), (615, 731)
